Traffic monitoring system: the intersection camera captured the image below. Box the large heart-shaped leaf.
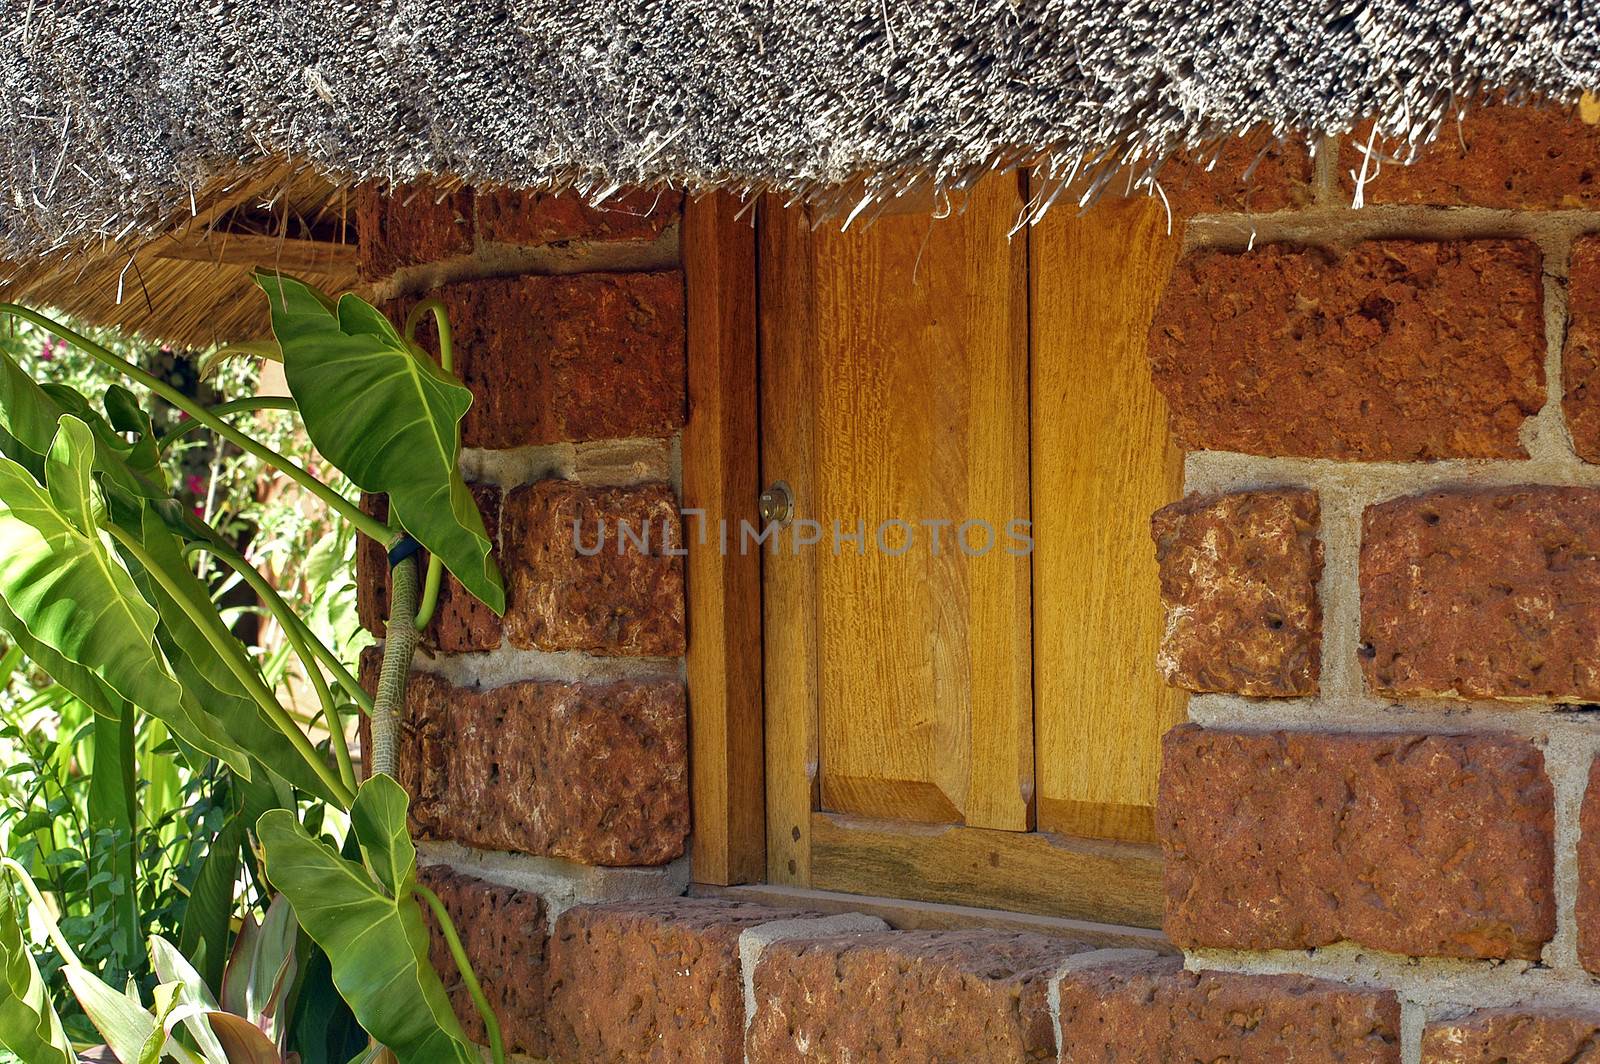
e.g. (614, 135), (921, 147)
(0, 589), (128, 722)
(257, 776), (478, 1064)
(253, 272), (503, 614)
(0, 419), (250, 776)
(0, 418), (182, 718)
(0, 885), (76, 1064)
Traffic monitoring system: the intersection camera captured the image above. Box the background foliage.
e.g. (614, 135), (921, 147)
(0, 313), (369, 1052)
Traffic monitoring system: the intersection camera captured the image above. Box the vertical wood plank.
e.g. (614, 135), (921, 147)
(1029, 196), (1187, 845)
(759, 198), (822, 885)
(764, 175), (1032, 834)
(684, 194), (765, 884)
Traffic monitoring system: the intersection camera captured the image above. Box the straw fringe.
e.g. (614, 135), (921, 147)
(0, 0), (1596, 340)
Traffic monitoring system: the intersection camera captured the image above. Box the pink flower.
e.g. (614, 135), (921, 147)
(193, 504), (205, 518)
(185, 474), (206, 495)
(37, 338), (64, 362)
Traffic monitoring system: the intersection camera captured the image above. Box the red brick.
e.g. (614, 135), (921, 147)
(395, 271), (686, 448)
(1422, 1006), (1600, 1062)
(1057, 958), (1401, 1063)
(1340, 104), (1600, 209)
(355, 180), (474, 281)
(1360, 487), (1600, 701)
(749, 929), (1082, 1064)
(1149, 240), (1545, 459)
(1158, 725), (1555, 960)
(417, 865), (547, 1055)
(373, 666), (687, 865)
(545, 898), (808, 1064)
(1156, 127), (1315, 216)
(1565, 235), (1600, 462)
(1151, 488), (1322, 696)
(355, 487), (503, 653)
(1579, 758), (1600, 973)
(503, 480), (685, 656)
(477, 186), (681, 245)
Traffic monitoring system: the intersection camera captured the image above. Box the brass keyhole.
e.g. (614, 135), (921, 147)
(759, 481), (794, 525)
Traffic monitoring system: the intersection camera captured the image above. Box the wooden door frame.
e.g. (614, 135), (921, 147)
(683, 194), (766, 885)
(683, 191), (1165, 929)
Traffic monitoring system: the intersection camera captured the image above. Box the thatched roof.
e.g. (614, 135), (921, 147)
(0, 164), (355, 348)
(1, 1), (1597, 342)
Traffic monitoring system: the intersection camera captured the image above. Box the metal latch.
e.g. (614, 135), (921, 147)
(759, 481), (793, 525)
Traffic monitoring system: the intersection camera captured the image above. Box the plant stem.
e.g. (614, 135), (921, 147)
(414, 883), (505, 1064)
(0, 857), (82, 965)
(156, 396), (298, 455)
(104, 524), (355, 807)
(370, 555), (419, 778)
(200, 541), (373, 715)
(0, 305), (395, 547)
(404, 299), (453, 634)
(187, 541), (358, 794)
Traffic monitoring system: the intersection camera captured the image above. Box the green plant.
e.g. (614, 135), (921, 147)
(0, 273), (506, 1063)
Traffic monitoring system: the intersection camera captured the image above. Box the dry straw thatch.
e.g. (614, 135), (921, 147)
(1, 0), (1597, 342)
(1, 163), (355, 348)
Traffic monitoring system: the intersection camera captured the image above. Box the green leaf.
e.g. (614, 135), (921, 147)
(0, 418), (182, 717)
(39, 385), (165, 500)
(0, 420), (248, 782)
(254, 271), (503, 614)
(148, 937), (227, 1063)
(284, 944), (366, 1064)
(257, 777), (478, 1064)
(0, 886), (75, 1064)
(179, 816), (244, 993)
(0, 354), (64, 480)
(123, 508), (338, 802)
(0, 589), (129, 722)
(62, 967), (162, 1064)
(101, 386), (160, 483)
(349, 775), (411, 895)
(86, 710), (139, 968)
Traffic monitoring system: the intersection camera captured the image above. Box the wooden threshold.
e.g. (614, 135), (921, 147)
(808, 813), (1163, 929)
(691, 881), (1173, 954)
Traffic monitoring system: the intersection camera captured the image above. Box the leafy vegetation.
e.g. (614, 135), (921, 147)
(0, 279), (502, 1062)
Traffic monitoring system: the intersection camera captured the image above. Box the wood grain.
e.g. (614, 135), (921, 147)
(809, 812), (1163, 929)
(152, 231), (356, 271)
(684, 194), (766, 885)
(1028, 195), (1187, 845)
(760, 198), (823, 885)
(761, 175), (1033, 832)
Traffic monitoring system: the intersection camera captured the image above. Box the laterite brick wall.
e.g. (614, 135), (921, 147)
(358, 102), (1600, 1064)
(1149, 102), (1600, 1062)
(353, 182), (704, 1058)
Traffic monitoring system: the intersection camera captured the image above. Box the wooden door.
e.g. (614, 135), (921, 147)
(760, 178), (1181, 927)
